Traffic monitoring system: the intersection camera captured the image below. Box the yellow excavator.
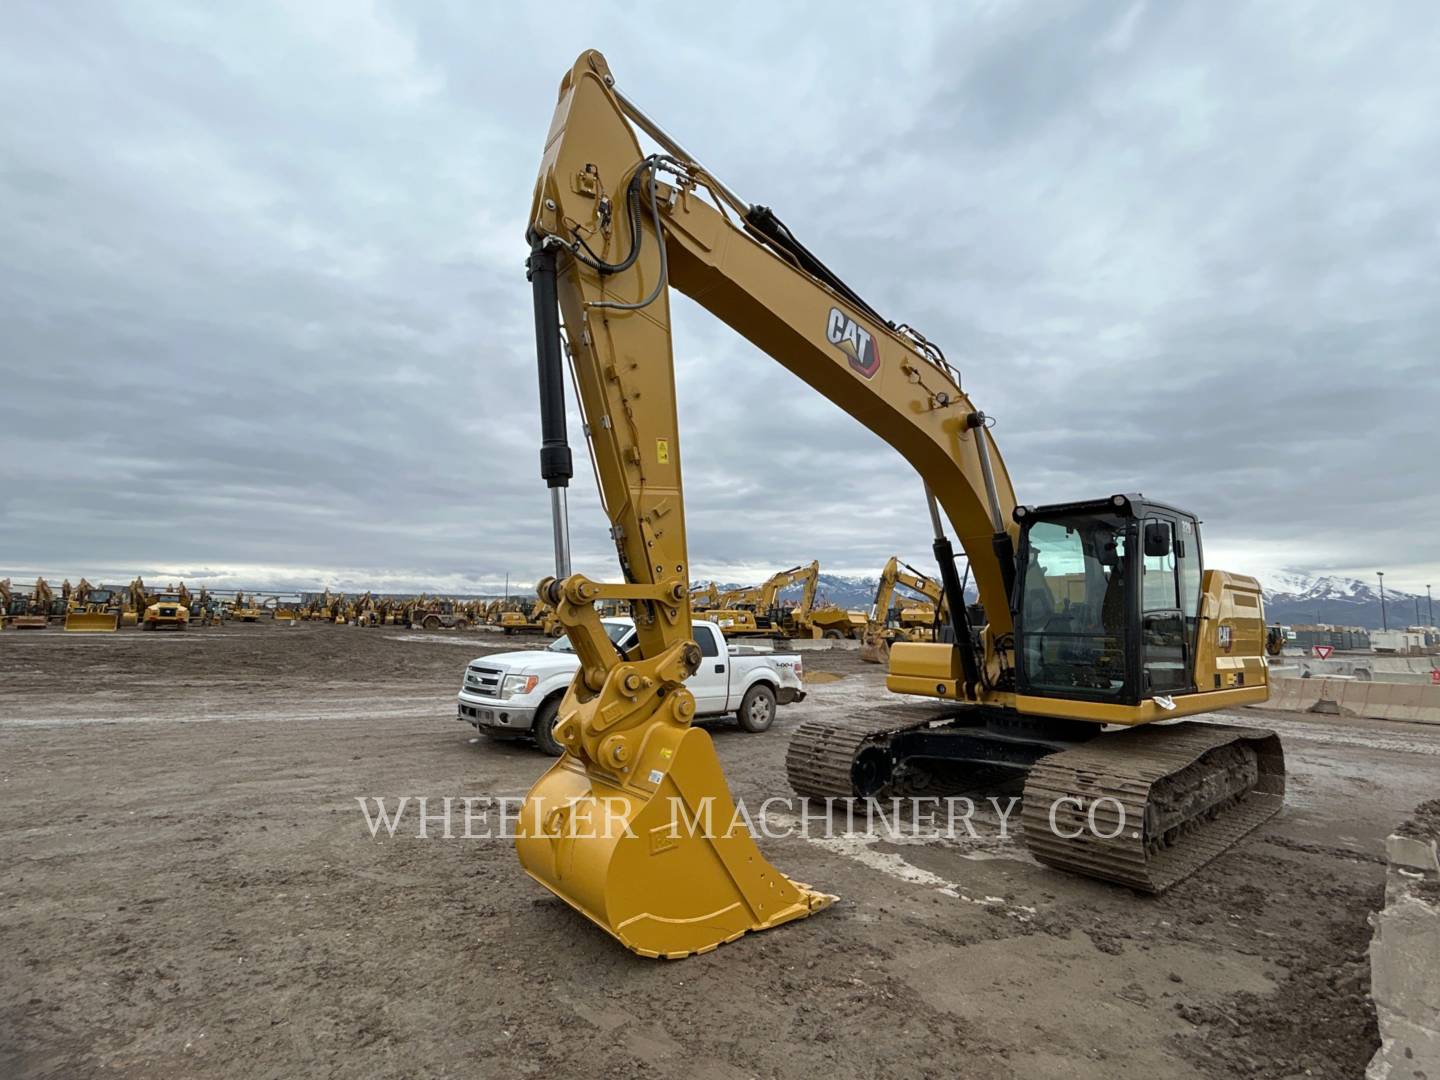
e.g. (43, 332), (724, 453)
(517, 51), (1282, 959)
(706, 562), (814, 637)
(122, 577), (149, 627)
(7, 577), (60, 629)
(499, 597), (561, 635)
(689, 581), (721, 611)
(783, 567), (867, 640)
(860, 557), (947, 663)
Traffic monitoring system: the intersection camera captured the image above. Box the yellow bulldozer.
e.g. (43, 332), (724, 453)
(272, 601), (302, 622)
(228, 591), (267, 622)
(514, 51), (1281, 959)
(64, 578), (123, 632)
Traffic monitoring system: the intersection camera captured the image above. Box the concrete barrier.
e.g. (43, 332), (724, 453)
(1265, 677), (1440, 726)
(1367, 819), (1440, 1078)
(788, 638), (860, 652)
(1280, 656), (1440, 684)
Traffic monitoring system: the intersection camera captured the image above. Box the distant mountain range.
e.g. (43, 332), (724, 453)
(708, 571), (1434, 630)
(1259, 574), (1433, 630)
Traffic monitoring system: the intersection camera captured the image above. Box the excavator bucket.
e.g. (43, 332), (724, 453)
(858, 634), (888, 665)
(64, 611), (119, 632)
(517, 725), (834, 959)
(120, 611), (138, 627)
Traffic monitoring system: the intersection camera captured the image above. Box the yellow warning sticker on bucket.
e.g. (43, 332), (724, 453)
(656, 439), (670, 464)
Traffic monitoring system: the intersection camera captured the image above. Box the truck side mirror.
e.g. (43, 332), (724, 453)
(1144, 522), (1172, 558)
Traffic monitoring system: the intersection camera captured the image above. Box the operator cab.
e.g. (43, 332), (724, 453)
(1012, 494), (1202, 706)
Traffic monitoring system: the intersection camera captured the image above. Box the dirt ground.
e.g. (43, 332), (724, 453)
(3, 623), (1434, 1079)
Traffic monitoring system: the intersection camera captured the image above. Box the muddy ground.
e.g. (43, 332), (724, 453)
(2, 623), (1434, 1079)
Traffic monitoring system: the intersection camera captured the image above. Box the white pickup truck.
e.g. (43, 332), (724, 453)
(455, 617), (806, 754)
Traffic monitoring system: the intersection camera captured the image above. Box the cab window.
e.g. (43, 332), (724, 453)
(1018, 515), (1129, 697)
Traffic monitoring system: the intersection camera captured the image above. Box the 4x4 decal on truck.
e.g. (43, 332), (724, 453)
(826, 307), (879, 378)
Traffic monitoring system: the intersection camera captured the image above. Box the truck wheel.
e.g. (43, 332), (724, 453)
(823, 629), (843, 640)
(423, 615), (440, 630)
(532, 697), (564, 757)
(736, 684), (776, 733)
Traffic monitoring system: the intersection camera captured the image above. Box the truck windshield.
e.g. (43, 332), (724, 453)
(547, 621), (633, 653)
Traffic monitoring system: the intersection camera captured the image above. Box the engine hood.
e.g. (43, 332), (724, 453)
(465, 649), (579, 677)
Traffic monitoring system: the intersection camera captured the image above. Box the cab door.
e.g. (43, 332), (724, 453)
(1139, 514), (1192, 694)
(687, 624), (732, 715)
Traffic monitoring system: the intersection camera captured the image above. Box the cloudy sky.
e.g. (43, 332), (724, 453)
(2, 1), (1437, 596)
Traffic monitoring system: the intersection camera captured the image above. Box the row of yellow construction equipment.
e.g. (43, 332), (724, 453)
(0, 577), (217, 632)
(0, 577), (583, 634)
(688, 557), (942, 654)
(1, 562), (938, 644)
(273, 590), (566, 632)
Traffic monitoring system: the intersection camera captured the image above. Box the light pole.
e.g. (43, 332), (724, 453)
(1377, 571), (1387, 632)
(1429, 584), (1434, 628)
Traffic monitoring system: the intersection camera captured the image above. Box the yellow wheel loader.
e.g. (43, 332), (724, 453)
(228, 592), (266, 622)
(64, 579), (123, 632)
(516, 51), (1282, 959)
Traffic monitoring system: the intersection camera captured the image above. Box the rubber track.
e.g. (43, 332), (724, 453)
(1020, 721), (1285, 893)
(785, 708), (937, 800)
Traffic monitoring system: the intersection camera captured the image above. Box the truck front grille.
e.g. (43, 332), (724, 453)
(465, 665), (504, 696)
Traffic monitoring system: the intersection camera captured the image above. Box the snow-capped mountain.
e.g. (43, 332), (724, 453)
(1261, 574), (1431, 630)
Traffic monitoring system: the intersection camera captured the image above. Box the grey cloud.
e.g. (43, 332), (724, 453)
(1, 2), (1437, 597)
